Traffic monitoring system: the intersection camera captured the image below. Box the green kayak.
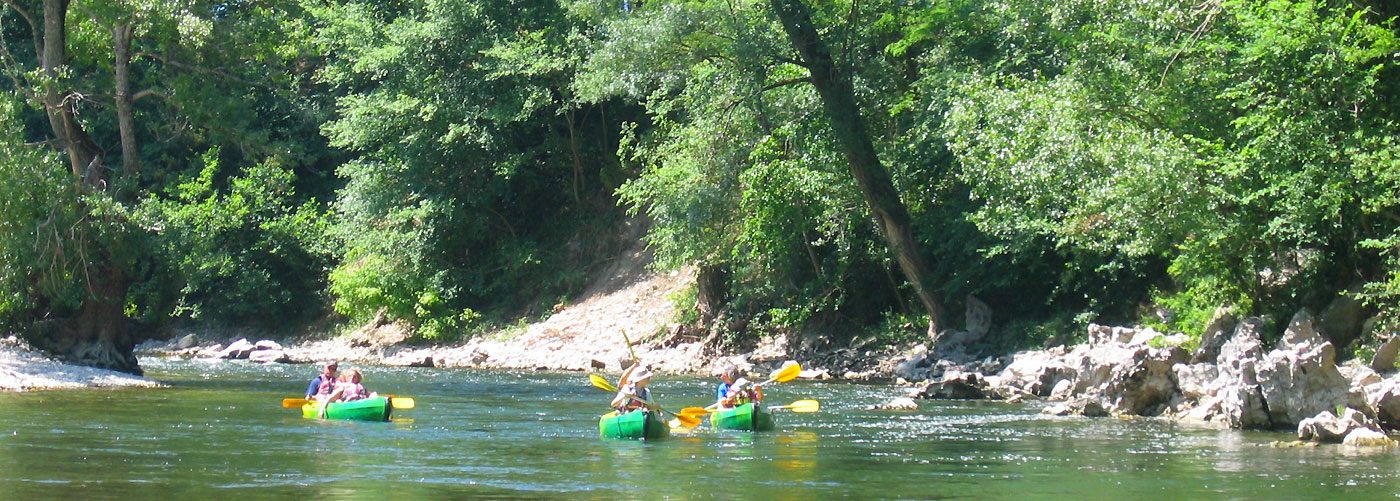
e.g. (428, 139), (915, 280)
(598, 410), (669, 440)
(301, 396), (393, 421)
(709, 402), (775, 431)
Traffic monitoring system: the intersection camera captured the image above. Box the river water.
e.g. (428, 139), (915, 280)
(0, 358), (1397, 499)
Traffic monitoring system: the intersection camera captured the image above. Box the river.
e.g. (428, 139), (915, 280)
(0, 358), (1396, 498)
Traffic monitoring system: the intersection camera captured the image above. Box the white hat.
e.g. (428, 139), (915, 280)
(632, 367), (654, 381)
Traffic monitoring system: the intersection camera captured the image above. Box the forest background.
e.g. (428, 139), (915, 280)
(0, 0), (1397, 374)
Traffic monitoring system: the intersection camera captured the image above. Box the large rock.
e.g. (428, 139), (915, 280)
(1174, 363), (1217, 400)
(174, 334), (199, 350)
(1191, 307), (1236, 364)
(1193, 318), (1271, 428)
(1371, 336), (1399, 373)
(964, 295), (992, 342)
(1316, 286), (1364, 349)
(1342, 428), (1397, 447)
(1066, 342), (1186, 416)
(893, 349), (933, 382)
(1256, 310), (1349, 428)
(996, 347), (1078, 397)
(1367, 376), (1400, 429)
(217, 339), (255, 359)
(248, 349), (289, 364)
(913, 370), (989, 400)
(253, 340), (283, 351)
(1297, 408), (1381, 443)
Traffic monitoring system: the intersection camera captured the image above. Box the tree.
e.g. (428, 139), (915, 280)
(769, 0), (949, 337)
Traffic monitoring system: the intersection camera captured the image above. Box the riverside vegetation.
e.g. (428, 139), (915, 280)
(1, 1), (1399, 439)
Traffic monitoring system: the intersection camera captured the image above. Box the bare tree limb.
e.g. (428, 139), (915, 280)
(136, 51), (269, 89)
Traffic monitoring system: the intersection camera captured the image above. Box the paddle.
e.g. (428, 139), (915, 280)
(589, 373), (617, 392)
(588, 373), (699, 427)
(281, 397), (415, 410)
(755, 362), (802, 388)
(696, 362), (806, 413)
(767, 399), (820, 413)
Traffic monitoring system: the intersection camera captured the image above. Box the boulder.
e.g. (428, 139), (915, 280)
(253, 340), (282, 351)
(1198, 318), (1271, 428)
(1064, 341), (1186, 416)
(248, 349), (289, 364)
(1371, 337), (1399, 373)
(196, 343), (225, 359)
(913, 371), (989, 400)
(893, 350), (933, 382)
(1367, 376), (1400, 429)
(1256, 310), (1349, 428)
(1174, 363), (1218, 400)
(1297, 408), (1381, 443)
(1191, 307), (1236, 364)
(872, 397), (920, 411)
(385, 352), (435, 368)
(1042, 398), (1108, 417)
(174, 334), (199, 350)
(1342, 428), (1397, 447)
(1316, 286), (1364, 349)
(217, 339), (255, 359)
(964, 295), (992, 342)
(996, 347), (1078, 397)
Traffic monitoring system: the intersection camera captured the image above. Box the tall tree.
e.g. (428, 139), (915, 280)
(769, 0), (949, 337)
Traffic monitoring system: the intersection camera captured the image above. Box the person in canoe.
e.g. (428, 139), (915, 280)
(714, 365), (761, 409)
(610, 363), (657, 413)
(305, 361), (338, 400)
(325, 368), (378, 403)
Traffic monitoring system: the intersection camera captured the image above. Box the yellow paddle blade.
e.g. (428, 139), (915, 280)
(756, 362), (803, 387)
(589, 373), (618, 392)
(390, 397), (415, 409)
(282, 398), (309, 408)
(678, 406), (711, 418)
(772, 399), (819, 413)
(671, 411), (701, 428)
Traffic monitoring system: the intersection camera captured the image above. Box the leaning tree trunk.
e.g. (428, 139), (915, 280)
(113, 21), (139, 181)
(23, 0), (141, 374)
(695, 263), (728, 326)
(769, 0), (950, 338)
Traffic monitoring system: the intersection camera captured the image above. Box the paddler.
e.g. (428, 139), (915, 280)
(610, 363), (657, 413)
(305, 361), (338, 400)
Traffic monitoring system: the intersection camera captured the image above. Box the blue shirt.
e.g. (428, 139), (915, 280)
(306, 375), (334, 398)
(716, 382), (732, 401)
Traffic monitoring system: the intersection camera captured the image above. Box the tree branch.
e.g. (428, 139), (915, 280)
(131, 88), (166, 103)
(136, 51), (269, 90)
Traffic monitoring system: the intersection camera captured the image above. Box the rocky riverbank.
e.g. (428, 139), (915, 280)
(0, 336), (162, 391)
(897, 309), (1400, 447)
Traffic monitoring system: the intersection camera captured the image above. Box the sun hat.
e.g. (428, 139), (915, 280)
(631, 367), (655, 382)
(323, 361), (339, 369)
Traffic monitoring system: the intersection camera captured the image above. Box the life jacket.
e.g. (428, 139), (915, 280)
(617, 385), (650, 412)
(314, 375), (336, 397)
(336, 382), (369, 401)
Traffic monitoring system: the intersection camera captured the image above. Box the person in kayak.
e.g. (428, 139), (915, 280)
(305, 361), (338, 400)
(714, 365), (761, 409)
(324, 368), (377, 403)
(611, 364), (657, 413)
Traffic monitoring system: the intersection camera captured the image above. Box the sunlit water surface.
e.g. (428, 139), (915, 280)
(0, 358), (1397, 498)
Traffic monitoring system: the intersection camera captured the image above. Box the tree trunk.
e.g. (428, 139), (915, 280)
(768, 0), (949, 337)
(695, 264), (727, 326)
(41, 0), (102, 181)
(113, 21), (139, 182)
(23, 0), (140, 374)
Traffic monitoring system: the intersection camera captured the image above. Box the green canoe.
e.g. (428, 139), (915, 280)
(598, 410), (669, 440)
(709, 402), (775, 431)
(301, 396), (393, 421)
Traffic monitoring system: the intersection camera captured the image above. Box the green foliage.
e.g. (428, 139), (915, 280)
(0, 98), (85, 328)
(136, 149), (333, 326)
